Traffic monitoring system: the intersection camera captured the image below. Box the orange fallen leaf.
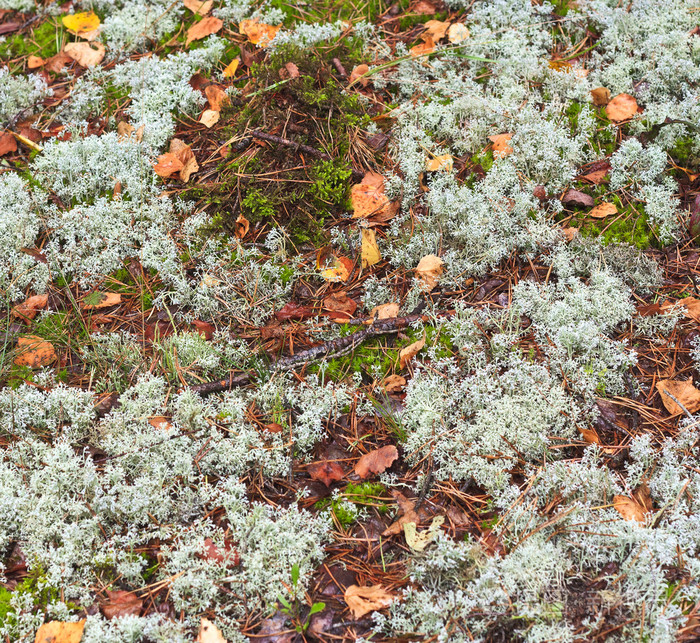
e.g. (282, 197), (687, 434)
(323, 291), (357, 321)
(613, 495), (648, 524)
(307, 460), (345, 487)
(382, 490), (419, 536)
(169, 138), (199, 182)
(14, 335), (56, 369)
(355, 445), (399, 479)
(64, 41), (105, 67)
(184, 0), (213, 15)
(234, 214), (250, 239)
(424, 19), (448, 41)
(0, 131), (17, 155)
(414, 254), (444, 292)
(588, 202), (617, 219)
(205, 84), (229, 112)
(62, 11), (100, 38)
(199, 109), (220, 128)
(27, 55), (43, 69)
(349, 63), (370, 87)
(196, 618), (227, 643)
(447, 22), (469, 43)
(239, 19), (281, 47)
(319, 255), (353, 282)
(148, 416), (173, 430)
(361, 227), (381, 269)
(668, 296), (700, 323)
(410, 37), (435, 57)
(367, 302), (400, 322)
(579, 427), (601, 445)
(344, 584), (394, 619)
(351, 172), (398, 221)
(153, 152), (184, 178)
(425, 153), (453, 172)
(101, 589), (143, 619)
(488, 133), (513, 157)
(186, 16), (223, 46)
(399, 332), (426, 369)
(382, 374), (406, 393)
(561, 227), (578, 242)
(606, 93), (639, 122)
(222, 58), (240, 78)
(590, 87), (611, 106)
(12, 294), (48, 321)
(83, 292), (122, 310)
(34, 620), (85, 643)
(656, 378), (700, 415)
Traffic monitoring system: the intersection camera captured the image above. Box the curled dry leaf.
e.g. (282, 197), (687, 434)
(349, 63), (370, 87)
(205, 84), (229, 111)
(351, 172), (397, 221)
(355, 444), (399, 479)
(62, 11), (100, 38)
(344, 584), (394, 619)
(13, 294), (48, 321)
(101, 589), (143, 619)
(222, 57), (239, 78)
(367, 302), (400, 322)
(488, 133), (513, 156)
(184, 0), (213, 15)
(64, 41), (105, 67)
(605, 93), (639, 122)
(34, 620), (86, 643)
(414, 254), (444, 292)
(361, 227), (381, 269)
(674, 296), (700, 323)
(656, 378), (700, 415)
(399, 333), (426, 369)
(425, 153), (453, 172)
(590, 86), (611, 106)
(447, 22), (469, 43)
(579, 427), (601, 445)
(613, 495), (648, 524)
(234, 213), (250, 239)
(169, 137), (199, 182)
(319, 255), (353, 283)
(239, 19), (281, 47)
(382, 489), (418, 536)
(196, 618), (227, 643)
(307, 460), (345, 487)
(588, 202), (617, 218)
(14, 335), (56, 369)
(323, 291), (357, 321)
(424, 19), (449, 41)
(186, 16), (223, 46)
(410, 37), (435, 57)
(83, 291), (122, 310)
(153, 152), (184, 178)
(200, 109), (220, 128)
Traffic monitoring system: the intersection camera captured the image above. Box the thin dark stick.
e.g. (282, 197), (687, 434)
(249, 130), (332, 161)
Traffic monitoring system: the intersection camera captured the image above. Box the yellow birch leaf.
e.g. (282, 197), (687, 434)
(62, 11), (100, 37)
(222, 58), (240, 78)
(361, 227), (381, 268)
(404, 515), (444, 551)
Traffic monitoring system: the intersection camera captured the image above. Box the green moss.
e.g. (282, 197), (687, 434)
(669, 135), (699, 169)
(0, 20), (60, 60)
(315, 482), (389, 527)
(309, 160), (352, 207)
(580, 208), (653, 249)
(241, 188), (277, 222)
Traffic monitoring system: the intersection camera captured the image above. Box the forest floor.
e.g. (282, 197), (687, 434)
(1, 0), (700, 642)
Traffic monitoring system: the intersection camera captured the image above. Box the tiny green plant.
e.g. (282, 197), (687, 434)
(277, 563), (326, 633)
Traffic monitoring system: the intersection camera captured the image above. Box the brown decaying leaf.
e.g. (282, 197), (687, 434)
(64, 41), (105, 67)
(590, 87), (611, 106)
(414, 254), (444, 292)
(148, 415), (173, 430)
(605, 93), (639, 122)
(355, 445), (399, 479)
(184, 0), (213, 15)
(656, 378), (700, 415)
(579, 168), (609, 184)
(399, 333), (426, 369)
(351, 172), (397, 221)
(200, 538), (239, 566)
(14, 335), (56, 369)
(27, 55), (43, 70)
(275, 302), (315, 321)
(424, 19), (449, 41)
(488, 133), (513, 156)
(186, 16), (223, 46)
(34, 620), (86, 643)
(0, 131), (17, 155)
(205, 84), (229, 111)
(561, 227), (578, 242)
(412, 0), (437, 14)
(664, 296), (700, 324)
(361, 227), (381, 268)
(12, 294), (48, 321)
(613, 494), (649, 524)
(382, 374), (406, 393)
(233, 213), (249, 239)
(200, 109), (220, 128)
(83, 292), (122, 310)
(307, 460), (345, 487)
(579, 427), (601, 445)
(196, 618), (227, 643)
(344, 584), (394, 619)
(323, 292), (357, 321)
(562, 188), (594, 208)
(169, 138), (199, 182)
(153, 152), (184, 178)
(382, 490), (419, 536)
(410, 37), (435, 57)
(588, 202), (617, 218)
(349, 63), (370, 87)
(101, 589), (143, 619)
(45, 52), (73, 74)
